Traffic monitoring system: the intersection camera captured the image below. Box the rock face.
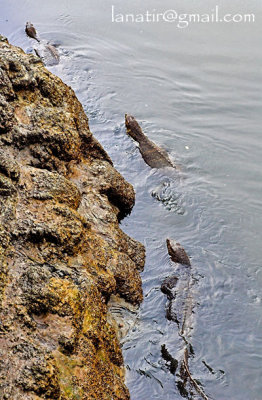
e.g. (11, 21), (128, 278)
(0, 36), (145, 399)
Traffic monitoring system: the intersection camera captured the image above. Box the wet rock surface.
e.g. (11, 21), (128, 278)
(0, 36), (145, 399)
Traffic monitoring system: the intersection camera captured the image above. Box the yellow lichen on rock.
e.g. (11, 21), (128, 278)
(0, 36), (145, 399)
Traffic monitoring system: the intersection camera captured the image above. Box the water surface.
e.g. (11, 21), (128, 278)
(1, 1), (262, 399)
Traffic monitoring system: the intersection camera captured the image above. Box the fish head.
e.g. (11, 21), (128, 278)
(125, 114), (143, 142)
(26, 21), (34, 29)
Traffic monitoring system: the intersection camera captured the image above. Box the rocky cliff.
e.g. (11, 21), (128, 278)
(0, 36), (145, 400)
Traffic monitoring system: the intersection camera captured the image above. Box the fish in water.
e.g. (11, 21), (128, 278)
(125, 114), (175, 169)
(25, 22), (60, 66)
(25, 22), (40, 42)
(166, 238), (191, 266)
(161, 239), (209, 400)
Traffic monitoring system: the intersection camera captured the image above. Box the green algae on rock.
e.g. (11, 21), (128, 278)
(0, 37), (145, 400)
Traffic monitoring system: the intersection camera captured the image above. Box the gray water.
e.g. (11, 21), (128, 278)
(1, 1), (262, 399)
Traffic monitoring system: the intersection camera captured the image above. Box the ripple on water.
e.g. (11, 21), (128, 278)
(2, 4), (262, 398)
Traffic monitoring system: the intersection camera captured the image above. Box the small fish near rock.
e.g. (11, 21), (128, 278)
(25, 22), (60, 66)
(25, 22), (40, 42)
(125, 114), (175, 169)
(166, 238), (191, 266)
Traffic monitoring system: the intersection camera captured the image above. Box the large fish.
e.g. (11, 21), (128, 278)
(161, 239), (209, 400)
(125, 114), (175, 169)
(25, 22), (60, 66)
